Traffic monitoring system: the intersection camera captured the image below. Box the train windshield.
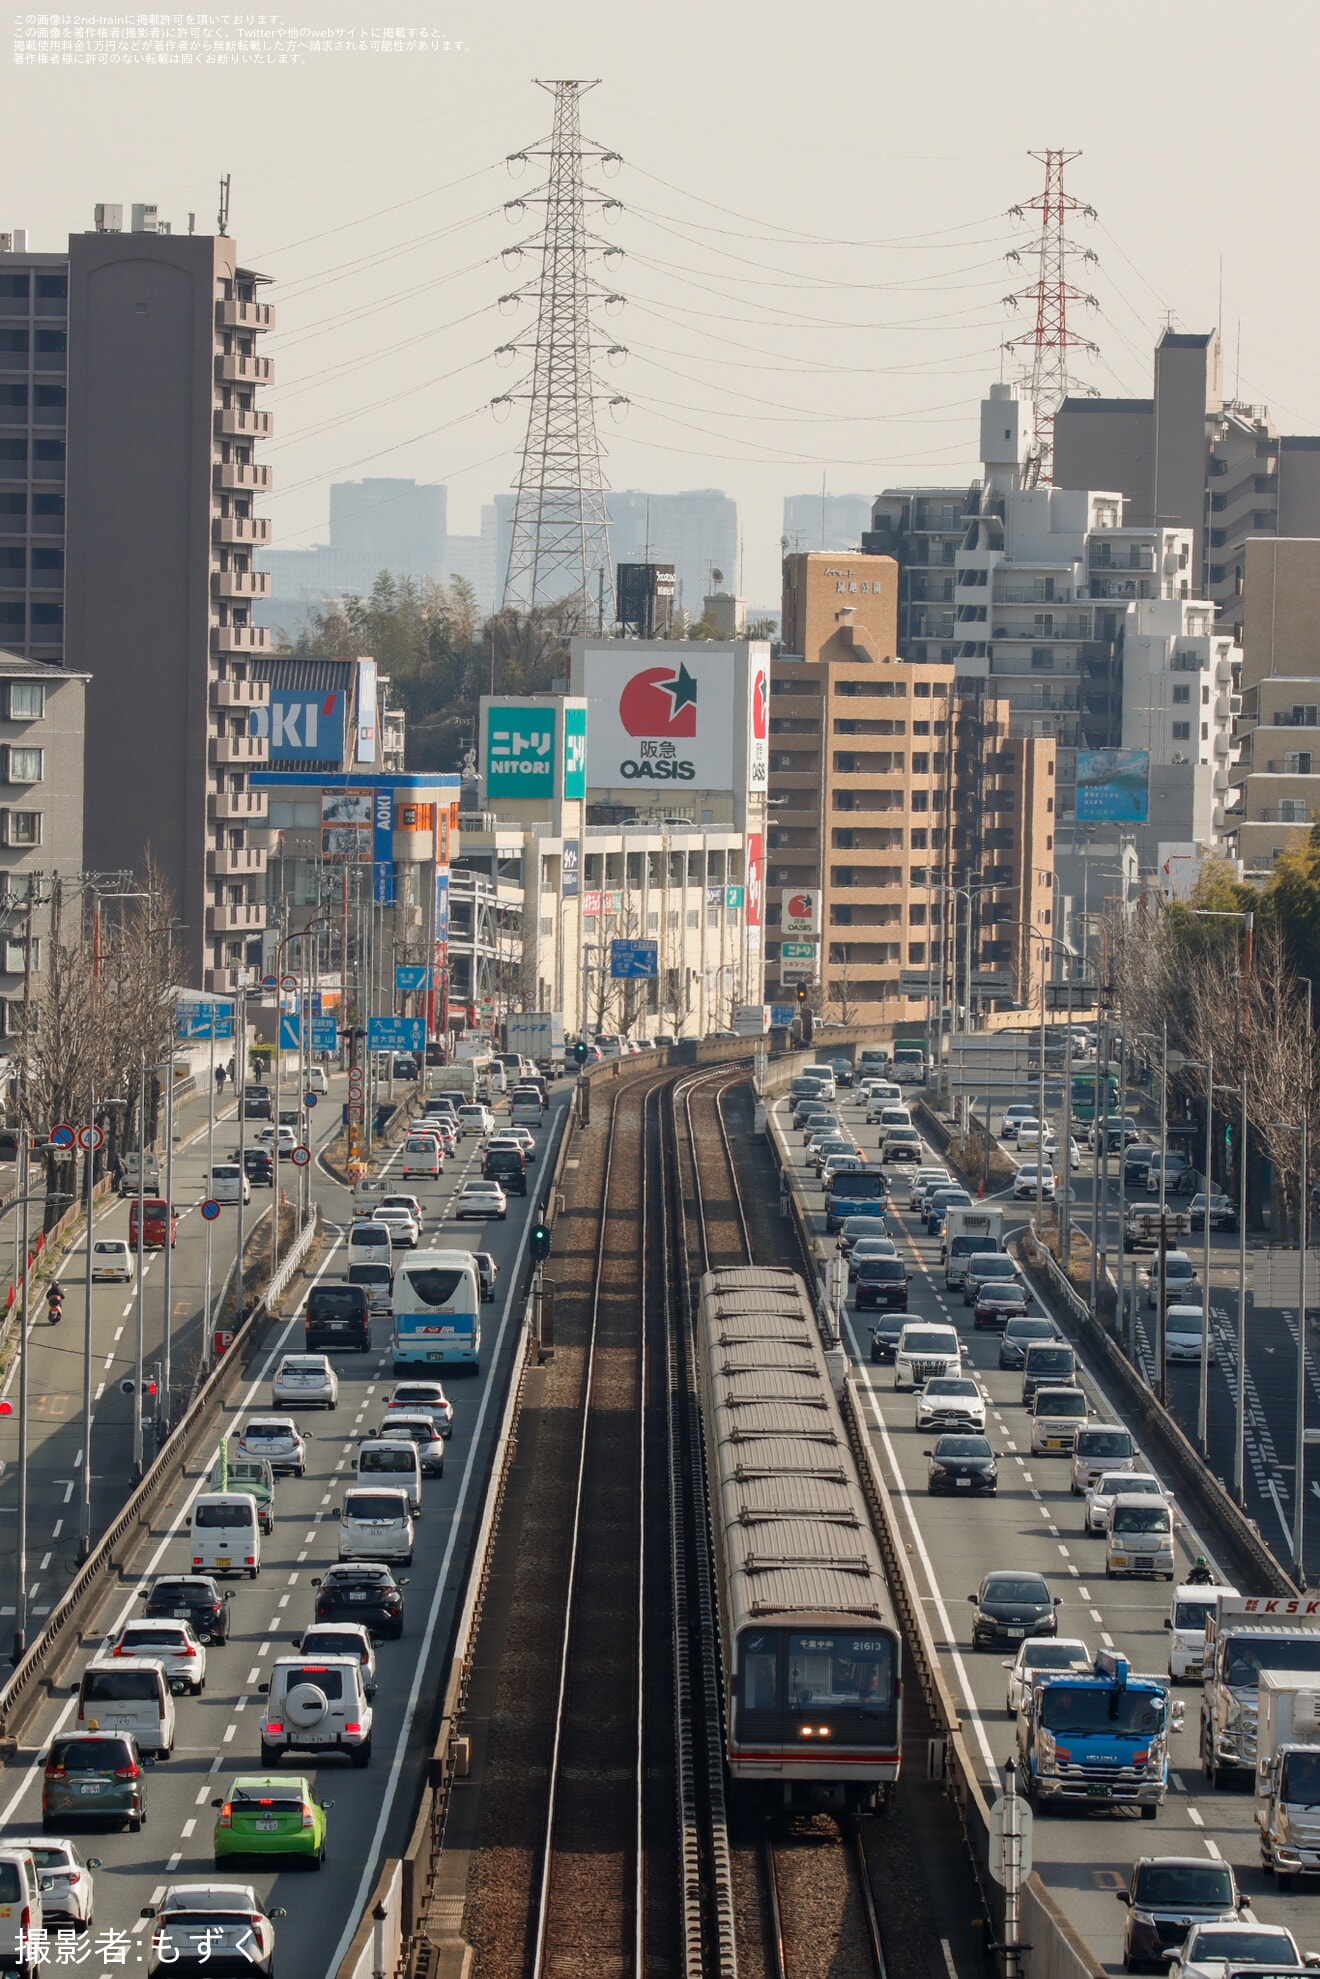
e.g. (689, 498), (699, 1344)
(737, 1629), (898, 1747)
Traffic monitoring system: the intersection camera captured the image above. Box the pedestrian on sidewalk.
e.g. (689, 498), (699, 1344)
(215, 1064), (226, 1096)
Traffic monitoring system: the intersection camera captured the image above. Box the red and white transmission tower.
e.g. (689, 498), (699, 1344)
(1003, 148), (1099, 487)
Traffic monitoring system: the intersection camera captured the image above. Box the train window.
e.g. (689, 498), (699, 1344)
(744, 1647), (778, 1712)
(787, 1632), (894, 1715)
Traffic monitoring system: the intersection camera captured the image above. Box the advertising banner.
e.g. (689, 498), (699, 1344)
(781, 941), (818, 960)
(780, 955), (816, 984)
(582, 647), (735, 790)
(725, 884), (744, 910)
(1076, 748), (1150, 823)
(434, 872), (449, 942)
(250, 689), (346, 765)
(322, 827), (369, 861)
(582, 890), (601, 917)
(705, 886), (724, 908)
(373, 787), (395, 905)
(561, 838), (580, 897)
(745, 831), (762, 928)
(355, 658), (378, 765)
(563, 705), (587, 800)
(781, 887), (821, 936)
(748, 656), (768, 792)
(486, 703), (557, 799)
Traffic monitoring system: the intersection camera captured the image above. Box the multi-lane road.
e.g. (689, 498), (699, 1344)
(0, 1076), (567, 1977)
(775, 1080), (1320, 1974)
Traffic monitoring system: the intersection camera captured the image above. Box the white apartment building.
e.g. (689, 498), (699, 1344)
(1119, 597), (1241, 860)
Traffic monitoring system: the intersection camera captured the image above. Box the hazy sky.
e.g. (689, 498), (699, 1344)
(5, 0), (1320, 603)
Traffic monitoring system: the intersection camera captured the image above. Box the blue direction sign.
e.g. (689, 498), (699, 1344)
(367, 1015), (426, 1053)
(200, 1199), (221, 1221)
(175, 1000), (233, 1042)
(280, 1014), (339, 1053)
(770, 1004), (796, 1028)
(394, 965), (429, 992)
(610, 938), (659, 981)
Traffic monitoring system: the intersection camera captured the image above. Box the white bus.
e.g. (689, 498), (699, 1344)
(391, 1249), (482, 1372)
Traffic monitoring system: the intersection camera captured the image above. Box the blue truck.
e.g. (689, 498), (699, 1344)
(1016, 1649), (1183, 1816)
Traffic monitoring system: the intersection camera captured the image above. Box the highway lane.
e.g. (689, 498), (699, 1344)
(0, 1075), (346, 1632)
(774, 1087), (1320, 1974)
(0, 1082), (569, 1978)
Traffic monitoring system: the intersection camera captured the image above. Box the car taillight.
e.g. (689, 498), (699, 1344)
(46, 1765), (65, 1778)
(265, 1723), (283, 1736)
(302, 1805), (314, 1828)
(250, 1915), (263, 1932)
(245, 1556), (255, 1565)
(192, 1557), (202, 1567)
(180, 1645), (196, 1657)
(217, 1802), (232, 1828)
(65, 1872), (80, 1886)
(345, 1722), (362, 1735)
(112, 1645), (128, 1657)
(114, 1763), (139, 1780)
(20, 1906), (29, 1935)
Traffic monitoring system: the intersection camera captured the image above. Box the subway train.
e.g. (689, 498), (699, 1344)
(697, 1265), (902, 1811)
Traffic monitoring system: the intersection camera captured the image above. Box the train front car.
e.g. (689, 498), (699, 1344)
(698, 1266), (902, 1812)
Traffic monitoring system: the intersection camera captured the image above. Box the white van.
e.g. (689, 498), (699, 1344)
(75, 1657), (176, 1757)
(0, 1852), (47, 1965)
(189, 1492), (262, 1579)
(1106, 1494), (1176, 1579)
(354, 1438), (422, 1515)
(209, 1162), (250, 1205)
(338, 1486), (414, 1565)
(401, 1137), (442, 1180)
(306, 1065), (329, 1096)
(347, 1221), (393, 1273)
(120, 1150), (160, 1198)
(511, 1087), (544, 1129)
(457, 1104), (495, 1138)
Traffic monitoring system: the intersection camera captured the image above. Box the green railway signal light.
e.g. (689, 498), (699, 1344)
(530, 1222), (552, 1264)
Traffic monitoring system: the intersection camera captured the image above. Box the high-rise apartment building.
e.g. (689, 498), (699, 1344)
(782, 492), (872, 556)
(1055, 329), (1320, 640)
(770, 549), (1055, 1023)
(863, 484), (976, 663)
(1119, 597), (1241, 861)
(0, 649), (87, 1035)
(0, 245), (70, 668)
(64, 216), (275, 991)
(258, 476), (448, 632)
(1230, 537), (1320, 876)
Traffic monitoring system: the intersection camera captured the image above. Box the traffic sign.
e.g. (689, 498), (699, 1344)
(305, 1092), (319, 1109)
(367, 1015), (425, 1053)
(395, 964), (430, 992)
(347, 1067), (364, 1090)
(261, 974), (277, 992)
(345, 1102), (364, 1127)
(291, 1145), (311, 1167)
(609, 939), (658, 981)
(988, 1793), (1033, 1884)
(200, 1199), (221, 1221)
(280, 973), (298, 994)
(50, 1124), (74, 1149)
(75, 1124), (104, 1152)
(175, 999), (234, 1042)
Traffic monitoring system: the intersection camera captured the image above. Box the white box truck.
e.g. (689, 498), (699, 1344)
(1202, 1595), (1320, 1782)
(942, 1205), (1005, 1288)
(506, 1012), (565, 1071)
(1255, 1670), (1320, 1884)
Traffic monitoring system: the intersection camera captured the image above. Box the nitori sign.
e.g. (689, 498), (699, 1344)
(487, 705), (557, 796)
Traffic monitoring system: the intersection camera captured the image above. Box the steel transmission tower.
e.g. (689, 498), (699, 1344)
(499, 79), (624, 626)
(1003, 149), (1099, 486)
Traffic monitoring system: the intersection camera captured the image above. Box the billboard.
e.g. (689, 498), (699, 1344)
(582, 648), (734, 790)
(250, 689), (346, 764)
(322, 789), (373, 826)
(434, 872), (449, 942)
(561, 838), (579, 897)
(373, 787), (395, 905)
(486, 704), (557, 799)
(563, 706), (587, 799)
(1076, 748), (1150, 823)
(748, 657), (768, 792)
(745, 832), (762, 928)
(781, 887), (821, 936)
(355, 657), (378, 765)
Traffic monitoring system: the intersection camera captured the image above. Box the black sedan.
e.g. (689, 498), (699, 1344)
(311, 1564), (407, 1639)
(968, 1570), (1060, 1649)
(240, 1148), (275, 1187)
(926, 1434), (998, 1496)
(973, 1285), (1030, 1331)
(998, 1316), (1059, 1369)
(140, 1573), (231, 1644)
(868, 1312), (908, 1363)
(854, 1256), (910, 1311)
(1189, 1191), (1238, 1233)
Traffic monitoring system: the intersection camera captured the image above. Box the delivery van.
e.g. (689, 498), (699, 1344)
(75, 1658), (176, 1757)
(189, 1492), (262, 1579)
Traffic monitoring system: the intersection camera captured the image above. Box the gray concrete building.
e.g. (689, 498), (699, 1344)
(1054, 328), (1320, 642)
(64, 220), (274, 992)
(0, 650), (87, 1034)
(0, 245), (70, 668)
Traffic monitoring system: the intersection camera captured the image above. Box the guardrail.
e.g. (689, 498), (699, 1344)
(0, 1201), (321, 1748)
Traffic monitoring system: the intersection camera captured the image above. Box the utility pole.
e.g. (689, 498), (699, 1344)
(499, 80), (621, 623)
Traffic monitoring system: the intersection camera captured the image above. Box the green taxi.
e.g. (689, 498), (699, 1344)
(212, 1775), (331, 1867)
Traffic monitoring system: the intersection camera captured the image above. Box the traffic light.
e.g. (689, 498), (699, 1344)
(796, 983), (808, 1005)
(573, 1039), (589, 1067)
(530, 1222), (552, 1264)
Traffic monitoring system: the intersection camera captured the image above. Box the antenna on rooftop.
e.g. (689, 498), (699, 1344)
(217, 175), (231, 238)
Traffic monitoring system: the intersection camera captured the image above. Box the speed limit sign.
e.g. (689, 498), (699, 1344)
(291, 1145), (311, 1167)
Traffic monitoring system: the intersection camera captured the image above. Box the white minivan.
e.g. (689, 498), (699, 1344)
(209, 1162), (250, 1205)
(1105, 1493), (1176, 1579)
(338, 1486), (414, 1565)
(189, 1491), (262, 1579)
(347, 1221), (393, 1273)
(75, 1657), (176, 1757)
(354, 1438), (422, 1515)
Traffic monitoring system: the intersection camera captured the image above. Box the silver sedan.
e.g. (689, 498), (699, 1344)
(271, 1353), (339, 1411)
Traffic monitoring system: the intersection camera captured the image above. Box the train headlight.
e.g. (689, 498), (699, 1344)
(798, 1725), (832, 1738)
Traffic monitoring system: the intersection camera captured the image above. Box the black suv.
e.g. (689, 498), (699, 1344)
(241, 1148), (275, 1187)
(1117, 1856), (1243, 1971)
(140, 1573), (231, 1644)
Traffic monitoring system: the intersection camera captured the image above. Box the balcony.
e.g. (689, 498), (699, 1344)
(217, 353), (273, 386)
(211, 789), (268, 821)
(214, 462), (272, 493)
(213, 623), (271, 654)
(205, 966), (244, 994)
(217, 300), (275, 332)
(212, 568), (270, 600)
(216, 407), (273, 440)
(209, 846), (268, 876)
(210, 733), (268, 767)
(211, 678), (269, 710)
(208, 900), (267, 934)
(213, 515), (270, 547)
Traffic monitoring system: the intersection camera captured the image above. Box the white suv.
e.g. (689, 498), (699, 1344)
(893, 1322), (962, 1392)
(337, 1485), (414, 1565)
(259, 1655), (374, 1768)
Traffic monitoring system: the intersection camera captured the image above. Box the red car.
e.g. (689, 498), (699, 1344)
(129, 1197), (177, 1250)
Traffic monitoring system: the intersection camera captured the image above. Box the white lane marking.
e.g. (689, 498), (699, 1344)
(1079, 1587), (1091, 1600)
(1101, 1632), (1115, 1649)
(1091, 1608), (1104, 1623)
(166, 1851), (182, 1869)
(1067, 1564), (1079, 1576)
(51, 1520), (61, 1539)
(38, 1551), (49, 1570)
(181, 1818), (195, 1838)
(195, 1787), (210, 1806)
(1204, 1838), (1222, 1858)
(1171, 1772), (1188, 1793)
(113, 1325), (124, 1340)
(0, 1231), (347, 1826)
(61, 1481), (73, 1502)
(222, 1724), (236, 1742)
(246, 1667), (260, 1687)
(1057, 1544), (1069, 1558)
(1188, 1807), (1204, 1826)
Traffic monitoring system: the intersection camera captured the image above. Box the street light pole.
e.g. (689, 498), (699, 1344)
(1199, 1049), (1214, 1457)
(1299, 1103), (1310, 1588)
(1156, 1021), (1169, 1404)
(1236, 1071), (1248, 1505)
(161, 1034), (176, 1434)
(134, 1054), (146, 1479)
(77, 1082), (95, 1563)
